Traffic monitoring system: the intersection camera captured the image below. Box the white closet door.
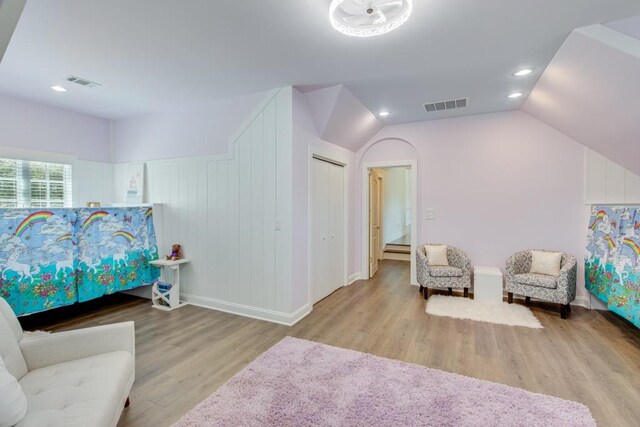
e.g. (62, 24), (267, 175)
(311, 158), (329, 304)
(328, 163), (344, 294)
(310, 158), (344, 305)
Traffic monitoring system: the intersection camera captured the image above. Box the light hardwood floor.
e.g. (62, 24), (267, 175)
(20, 260), (640, 427)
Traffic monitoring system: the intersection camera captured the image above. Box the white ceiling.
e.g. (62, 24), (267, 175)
(1, 0), (640, 122)
(524, 24), (640, 177)
(606, 15), (640, 41)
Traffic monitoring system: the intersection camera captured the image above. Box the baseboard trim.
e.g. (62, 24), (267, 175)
(347, 273), (361, 285)
(180, 293), (312, 326)
(572, 296), (590, 309)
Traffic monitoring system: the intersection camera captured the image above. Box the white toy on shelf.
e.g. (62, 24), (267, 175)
(150, 258), (190, 311)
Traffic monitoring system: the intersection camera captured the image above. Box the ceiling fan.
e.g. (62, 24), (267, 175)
(329, 0), (413, 38)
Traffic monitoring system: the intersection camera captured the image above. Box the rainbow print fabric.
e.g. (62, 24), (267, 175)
(0, 209), (76, 314)
(0, 207), (159, 316)
(586, 206), (640, 329)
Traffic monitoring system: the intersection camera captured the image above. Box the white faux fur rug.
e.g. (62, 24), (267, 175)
(425, 295), (543, 329)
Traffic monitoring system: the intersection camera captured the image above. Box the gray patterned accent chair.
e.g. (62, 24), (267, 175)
(505, 250), (577, 319)
(416, 244), (471, 300)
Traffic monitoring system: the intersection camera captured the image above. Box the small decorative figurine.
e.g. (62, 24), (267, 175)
(166, 244), (182, 261)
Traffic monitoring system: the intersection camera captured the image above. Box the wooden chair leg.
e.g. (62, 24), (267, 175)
(125, 397), (131, 408)
(567, 303), (572, 313)
(463, 288), (469, 298)
(525, 296), (531, 305)
(448, 287), (453, 296)
(560, 304), (569, 319)
(419, 285), (423, 294)
(507, 292), (513, 304)
(424, 288), (429, 300)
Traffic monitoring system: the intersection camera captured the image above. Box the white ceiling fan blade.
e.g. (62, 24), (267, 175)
(345, 14), (374, 26)
(373, 9), (387, 25)
(373, 0), (403, 8)
(340, 2), (367, 16)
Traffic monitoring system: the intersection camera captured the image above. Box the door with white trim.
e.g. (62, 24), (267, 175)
(369, 169), (382, 277)
(311, 158), (345, 304)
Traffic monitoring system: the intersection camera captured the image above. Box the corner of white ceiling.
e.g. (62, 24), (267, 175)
(576, 23), (640, 57)
(302, 84), (342, 137)
(324, 84), (383, 150)
(0, 0), (26, 63)
(301, 84), (382, 152)
(605, 14), (640, 42)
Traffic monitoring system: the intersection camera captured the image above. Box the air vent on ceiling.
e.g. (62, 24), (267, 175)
(66, 75), (102, 88)
(424, 97), (467, 113)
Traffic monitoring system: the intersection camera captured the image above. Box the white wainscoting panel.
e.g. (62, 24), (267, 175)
(585, 148), (640, 204)
(73, 160), (114, 207)
(113, 88), (302, 323)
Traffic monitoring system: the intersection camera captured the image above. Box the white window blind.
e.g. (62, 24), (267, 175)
(0, 158), (73, 208)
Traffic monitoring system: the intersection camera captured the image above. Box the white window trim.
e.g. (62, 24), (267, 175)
(0, 146), (77, 165)
(0, 147), (75, 208)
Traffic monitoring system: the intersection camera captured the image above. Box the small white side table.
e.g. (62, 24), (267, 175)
(150, 259), (190, 311)
(473, 266), (503, 304)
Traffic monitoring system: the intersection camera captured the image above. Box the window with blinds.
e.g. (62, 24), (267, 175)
(0, 159), (73, 208)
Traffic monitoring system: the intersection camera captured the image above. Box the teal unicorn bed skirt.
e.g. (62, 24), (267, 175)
(0, 206), (160, 316)
(586, 205), (640, 329)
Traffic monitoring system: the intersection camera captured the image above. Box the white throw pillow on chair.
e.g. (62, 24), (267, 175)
(530, 250), (562, 276)
(425, 245), (449, 266)
(0, 357), (27, 427)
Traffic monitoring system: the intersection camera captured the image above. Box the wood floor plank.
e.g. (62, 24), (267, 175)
(18, 260), (640, 427)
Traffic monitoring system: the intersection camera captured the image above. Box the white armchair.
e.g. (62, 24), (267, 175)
(0, 297), (135, 427)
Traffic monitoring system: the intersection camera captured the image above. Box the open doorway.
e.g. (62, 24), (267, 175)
(366, 163), (415, 281)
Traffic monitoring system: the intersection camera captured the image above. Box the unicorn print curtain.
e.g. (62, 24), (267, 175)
(0, 206), (160, 316)
(586, 206), (640, 328)
(75, 207), (159, 302)
(0, 210), (76, 314)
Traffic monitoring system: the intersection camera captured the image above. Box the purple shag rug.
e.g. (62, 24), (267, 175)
(174, 337), (596, 427)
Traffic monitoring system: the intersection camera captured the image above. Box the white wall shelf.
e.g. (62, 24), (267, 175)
(150, 258), (190, 311)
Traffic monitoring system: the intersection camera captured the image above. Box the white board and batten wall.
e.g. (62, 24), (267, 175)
(73, 160), (114, 207)
(310, 157), (345, 304)
(584, 148), (640, 204)
(113, 88), (308, 325)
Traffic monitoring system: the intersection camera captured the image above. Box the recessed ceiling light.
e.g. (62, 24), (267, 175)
(50, 85), (67, 92)
(508, 92), (523, 99)
(513, 69), (533, 77)
(379, 111), (390, 117)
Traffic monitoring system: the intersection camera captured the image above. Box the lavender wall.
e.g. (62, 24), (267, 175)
(0, 94), (111, 162)
(356, 110), (589, 298)
(111, 91), (271, 163)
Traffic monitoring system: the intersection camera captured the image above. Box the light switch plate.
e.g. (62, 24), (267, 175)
(426, 208), (436, 220)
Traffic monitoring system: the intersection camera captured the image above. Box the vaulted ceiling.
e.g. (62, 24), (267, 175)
(1, 0), (639, 122)
(0, 0), (26, 62)
(524, 23), (640, 177)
